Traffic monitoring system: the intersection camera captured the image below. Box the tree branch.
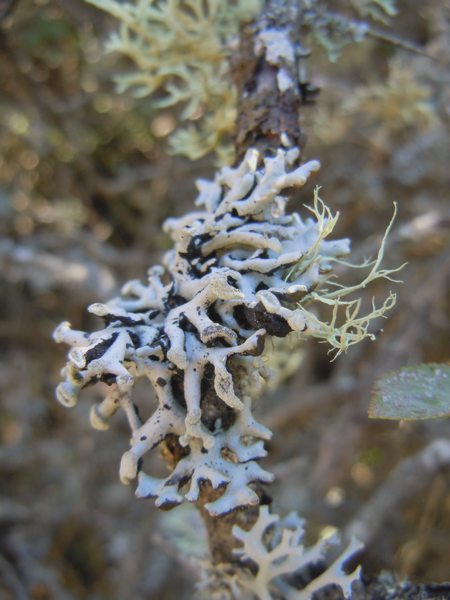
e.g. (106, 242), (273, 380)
(232, 0), (318, 162)
(194, 0), (316, 566)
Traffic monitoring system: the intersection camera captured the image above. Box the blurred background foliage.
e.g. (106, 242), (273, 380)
(0, 0), (449, 599)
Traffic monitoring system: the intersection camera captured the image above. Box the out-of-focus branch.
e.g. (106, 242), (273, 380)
(0, 238), (116, 298)
(345, 439), (450, 545)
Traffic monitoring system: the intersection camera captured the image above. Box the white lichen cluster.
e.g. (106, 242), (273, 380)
(54, 146), (396, 517)
(199, 506), (362, 599)
(86, 0), (260, 162)
(234, 506), (361, 600)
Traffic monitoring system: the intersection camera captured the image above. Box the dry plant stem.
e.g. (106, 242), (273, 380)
(191, 0), (312, 565)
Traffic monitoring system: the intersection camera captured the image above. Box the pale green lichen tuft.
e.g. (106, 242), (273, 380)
(289, 190), (403, 358)
(302, 292), (397, 358)
(85, 0), (261, 161)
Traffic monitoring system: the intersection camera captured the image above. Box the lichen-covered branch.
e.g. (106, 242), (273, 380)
(232, 0), (315, 161)
(54, 143), (396, 574)
(54, 148), (345, 515)
(53, 0), (401, 592)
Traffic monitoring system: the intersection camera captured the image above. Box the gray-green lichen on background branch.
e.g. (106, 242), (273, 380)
(84, 0), (262, 162)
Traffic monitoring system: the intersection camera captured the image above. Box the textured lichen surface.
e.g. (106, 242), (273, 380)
(54, 147), (395, 516)
(231, 506), (362, 600)
(196, 505), (362, 599)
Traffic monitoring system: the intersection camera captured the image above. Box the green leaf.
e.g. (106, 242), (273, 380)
(369, 363), (450, 420)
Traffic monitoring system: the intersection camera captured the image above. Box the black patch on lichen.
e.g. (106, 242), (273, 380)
(102, 314), (145, 327)
(226, 275), (239, 288)
(99, 373), (118, 386)
(164, 293), (188, 311)
(84, 332), (119, 365)
(244, 302), (291, 337)
(170, 371), (186, 409)
(200, 364), (236, 432)
(157, 334), (170, 357)
(233, 304), (252, 330)
(187, 233), (213, 258)
(127, 330), (141, 348)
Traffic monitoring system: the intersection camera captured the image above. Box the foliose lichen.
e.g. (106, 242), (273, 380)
(198, 505), (362, 599)
(54, 146), (398, 517)
(232, 506), (362, 600)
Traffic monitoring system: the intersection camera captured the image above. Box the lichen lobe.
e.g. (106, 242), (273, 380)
(54, 147), (351, 516)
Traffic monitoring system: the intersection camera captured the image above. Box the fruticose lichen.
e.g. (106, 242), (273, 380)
(54, 146), (397, 517)
(85, 0), (261, 162)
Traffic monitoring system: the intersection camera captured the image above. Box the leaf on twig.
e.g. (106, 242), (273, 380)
(369, 363), (450, 420)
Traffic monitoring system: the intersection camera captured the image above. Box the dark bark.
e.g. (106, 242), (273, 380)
(231, 0), (318, 163)
(314, 575), (450, 600)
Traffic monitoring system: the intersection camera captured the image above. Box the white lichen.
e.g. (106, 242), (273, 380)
(54, 146), (396, 516)
(198, 505), (362, 600)
(258, 29), (296, 64)
(255, 26), (297, 93)
(232, 506), (362, 600)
